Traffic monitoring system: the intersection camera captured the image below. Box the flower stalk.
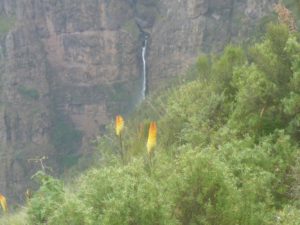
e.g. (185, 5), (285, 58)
(115, 115), (125, 163)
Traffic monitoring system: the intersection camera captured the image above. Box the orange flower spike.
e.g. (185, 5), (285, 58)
(147, 122), (157, 155)
(0, 193), (8, 212)
(115, 115), (124, 136)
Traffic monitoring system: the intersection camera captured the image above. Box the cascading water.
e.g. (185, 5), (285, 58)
(141, 35), (148, 100)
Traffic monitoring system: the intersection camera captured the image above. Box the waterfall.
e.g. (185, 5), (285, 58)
(141, 35), (148, 100)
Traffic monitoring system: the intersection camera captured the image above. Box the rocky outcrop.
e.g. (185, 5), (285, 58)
(0, 0), (142, 203)
(0, 0), (276, 203)
(147, 0), (276, 88)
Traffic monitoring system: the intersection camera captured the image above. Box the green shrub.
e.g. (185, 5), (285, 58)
(276, 205), (300, 225)
(78, 159), (177, 225)
(168, 149), (242, 225)
(47, 192), (93, 225)
(27, 172), (64, 224)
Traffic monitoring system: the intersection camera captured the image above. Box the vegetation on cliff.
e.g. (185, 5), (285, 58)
(1, 20), (300, 225)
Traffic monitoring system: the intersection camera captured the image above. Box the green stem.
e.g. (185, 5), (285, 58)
(119, 134), (125, 164)
(148, 151), (153, 175)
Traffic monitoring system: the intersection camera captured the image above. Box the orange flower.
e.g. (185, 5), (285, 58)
(0, 193), (7, 212)
(147, 122), (157, 155)
(115, 115), (124, 136)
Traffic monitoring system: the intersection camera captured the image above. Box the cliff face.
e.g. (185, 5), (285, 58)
(0, 0), (275, 202)
(148, 0), (276, 87)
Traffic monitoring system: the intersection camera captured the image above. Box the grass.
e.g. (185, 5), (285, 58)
(0, 210), (29, 225)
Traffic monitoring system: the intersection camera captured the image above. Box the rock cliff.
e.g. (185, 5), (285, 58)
(0, 0), (276, 203)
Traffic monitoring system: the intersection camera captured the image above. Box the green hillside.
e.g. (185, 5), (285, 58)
(1, 22), (300, 225)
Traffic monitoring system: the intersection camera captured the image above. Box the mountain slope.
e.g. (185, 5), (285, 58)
(1, 21), (299, 224)
(0, 0), (276, 203)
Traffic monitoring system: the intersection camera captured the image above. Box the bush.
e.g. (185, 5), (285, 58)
(169, 149), (242, 225)
(276, 205), (300, 225)
(47, 192), (93, 225)
(27, 172), (64, 224)
(78, 159), (177, 225)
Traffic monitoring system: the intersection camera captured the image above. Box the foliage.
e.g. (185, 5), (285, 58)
(0, 210), (29, 225)
(47, 192), (93, 225)
(77, 158), (177, 225)
(276, 205), (300, 225)
(168, 150), (241, 225)
(292, 152), (300, 205)
(27, 172), (64, 224)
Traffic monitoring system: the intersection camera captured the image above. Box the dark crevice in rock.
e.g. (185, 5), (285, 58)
(4, 110), (11, 143)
